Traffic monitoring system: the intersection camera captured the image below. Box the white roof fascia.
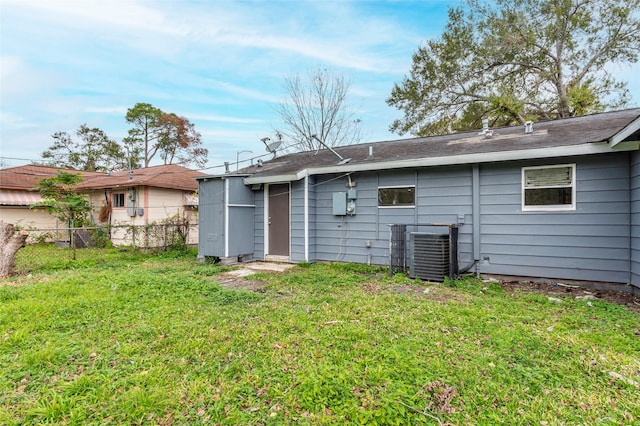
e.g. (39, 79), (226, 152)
(243, 142), (638, 184)
(196, 173), (252, 181)
(610, 116), (640, 147)
(244, 174), (299, 185)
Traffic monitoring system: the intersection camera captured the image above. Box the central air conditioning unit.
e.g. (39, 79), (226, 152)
(409, 232), (458, 282)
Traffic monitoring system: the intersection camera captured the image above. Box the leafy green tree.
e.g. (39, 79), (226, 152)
(41, 124), (132, 171)
(32, 171), (92, 248)
(125, 103), (207, 167)
(387, 0), (640, 136)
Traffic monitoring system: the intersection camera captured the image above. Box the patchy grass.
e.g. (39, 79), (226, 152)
(1, 245), (639, 425)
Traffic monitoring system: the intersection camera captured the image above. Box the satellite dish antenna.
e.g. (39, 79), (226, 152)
(265, 140), (282, 153)
(261, 136), (281, 158)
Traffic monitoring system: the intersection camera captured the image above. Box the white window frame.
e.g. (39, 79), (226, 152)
(377, 185), (416, 208)
(522, 164), (576, 212)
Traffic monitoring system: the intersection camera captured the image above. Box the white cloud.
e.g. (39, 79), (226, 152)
(188, 114), (265, 124)
(84, 106), (130, 115)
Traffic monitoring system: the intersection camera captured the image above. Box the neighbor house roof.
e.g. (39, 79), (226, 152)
(77, 164), (204, 192)
(0, 165), (105, 206)
(0, 164), (104, 191)
(0, 164), (203, 207)
(222, 108), (640, 185)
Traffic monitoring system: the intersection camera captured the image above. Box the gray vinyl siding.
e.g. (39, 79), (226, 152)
(206, 149), (637, 288)
(227, 177), (255, 258)
(308, 176), (317, 262)
(478, 154), (631, 283)
(631, 151), (640, 287)
(416, 166), (473, 268)
(313, 172), (389, 265)
(197, 177), (254, 259)
(197, 179), (224, 257)
(308, 168), (473, 267)
(254, 189), (265, 260)
(290, 180), (306, 262)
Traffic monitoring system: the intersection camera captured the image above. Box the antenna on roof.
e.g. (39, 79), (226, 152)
(262, 136), (282, 158)
(311, 135), (351, 165)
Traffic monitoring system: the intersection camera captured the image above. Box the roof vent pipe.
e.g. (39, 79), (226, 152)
(480, 119), (493, 138)
(524, 121), (533, 134)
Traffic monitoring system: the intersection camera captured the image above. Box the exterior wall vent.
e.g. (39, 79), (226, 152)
(408, 231), (458, 282)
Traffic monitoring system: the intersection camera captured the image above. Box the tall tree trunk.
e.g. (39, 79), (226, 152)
(0, 221), (29, 278)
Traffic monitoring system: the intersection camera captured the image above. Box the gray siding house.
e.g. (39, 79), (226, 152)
(198, 109), (640, 290)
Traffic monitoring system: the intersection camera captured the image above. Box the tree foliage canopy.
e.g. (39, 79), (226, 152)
(275, 67), (361, 152)
(387, 0), (640, 136)
(125, 103), (207, 168)
(32, 171), (92, 229)
(41, 125), (131, 172)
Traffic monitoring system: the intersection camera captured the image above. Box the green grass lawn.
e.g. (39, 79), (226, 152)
(1, 245), (639, 425)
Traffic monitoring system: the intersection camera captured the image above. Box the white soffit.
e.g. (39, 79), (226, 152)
(610, 116), (640, 147)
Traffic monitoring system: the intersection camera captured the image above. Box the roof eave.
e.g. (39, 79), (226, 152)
(610, 115), (640, 147)
(244, 174), (300, 185)
(196, 173), (253, 181)
(243, 142), (638, 184)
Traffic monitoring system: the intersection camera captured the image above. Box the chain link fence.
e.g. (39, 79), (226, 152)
(17, 222), (199, 251)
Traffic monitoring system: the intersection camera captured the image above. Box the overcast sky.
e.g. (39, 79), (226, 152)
(1, 0), (639, 173)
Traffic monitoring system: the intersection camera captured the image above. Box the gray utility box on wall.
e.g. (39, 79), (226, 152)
(333, 192), (347, 215)
(332, 190), (357, 216)
(409, 232), (457, 282)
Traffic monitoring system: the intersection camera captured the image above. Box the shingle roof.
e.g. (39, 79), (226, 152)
(235, 108), (640, 182)
(0, 164), (203, 192)
(77, 164), (204, 192)
(0, 165), (104, 191)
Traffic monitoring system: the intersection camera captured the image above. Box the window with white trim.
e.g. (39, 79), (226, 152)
(378, 186), (415, 207)
(522, 164), (575, 211)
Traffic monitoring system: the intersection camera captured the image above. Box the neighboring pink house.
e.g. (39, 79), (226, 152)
(78, 164), (204, 246)
(0, 165), (103, 239)
(0, 164), (203, 246)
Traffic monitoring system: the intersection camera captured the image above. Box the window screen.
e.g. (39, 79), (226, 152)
(523, 165), (575, 210)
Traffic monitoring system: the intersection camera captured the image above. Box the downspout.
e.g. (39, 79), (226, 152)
(459, 164), (480, 274)
(304, 173), (309, 262)
(473, 163), (480, 265)
(628, 153), (634, 288)
(263, 185), (269, 259)
(224, 178), (230, 258)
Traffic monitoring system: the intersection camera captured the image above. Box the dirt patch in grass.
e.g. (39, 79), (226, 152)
(217, 276), (270, 292)
(391, 284), (469, 303)
(500, 280), (640, 313)
(215, 262), (295, 292)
